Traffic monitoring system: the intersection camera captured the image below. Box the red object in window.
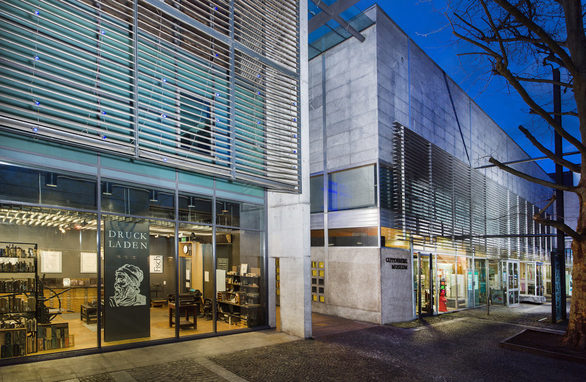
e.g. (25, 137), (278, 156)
(439, 290), (448, 312)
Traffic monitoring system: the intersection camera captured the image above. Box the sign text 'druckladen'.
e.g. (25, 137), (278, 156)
(107, 230), (148, 249)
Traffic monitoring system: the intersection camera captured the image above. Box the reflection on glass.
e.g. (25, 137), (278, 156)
(310, 175), (324, 213)
(0, 165), (39, 203)
(101, 182), (174, 219)
(328, 165), (376, 211)
(328, 227), (377, 246)
(216, 228), (265, 331)
(311, 230), (324, 247)
(178, 195), (212, 224)
(0, 205), (98, 358)
(475, 259), (487, 305)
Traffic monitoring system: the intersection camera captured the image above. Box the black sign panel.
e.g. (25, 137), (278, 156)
(104, 220), (150, 342)
(551, 251), (564, 322)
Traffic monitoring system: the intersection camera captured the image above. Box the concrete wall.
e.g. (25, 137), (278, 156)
(308, 19), (379, 174)
(266, 0), (311, 338)
(374, 6), (550, 205)
(311, 247), (382, 323)
(380, 247), (414, 323)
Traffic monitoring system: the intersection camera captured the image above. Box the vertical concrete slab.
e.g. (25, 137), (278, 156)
(266, 0), (311, 339)
(380, 248), (415, 323)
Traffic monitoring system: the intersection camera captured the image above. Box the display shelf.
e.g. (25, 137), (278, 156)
(0, 242), (38, 358)
(0, 273), (36, 278)
(218, 268), (262, 328)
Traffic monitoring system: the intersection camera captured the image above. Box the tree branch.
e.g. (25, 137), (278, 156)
(488, 157), (577, 191)
(529, 109), (579, 117)
(493, 0), (577, 75)
(514, 75), (573, 88)
(480, 0), (509, 66)
(534, 217), (582, 240)
(494, 61), (586, 153)
(518, 125), (581, 173)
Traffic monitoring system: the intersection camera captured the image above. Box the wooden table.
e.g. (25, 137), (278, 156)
(168, 302), (198, 330)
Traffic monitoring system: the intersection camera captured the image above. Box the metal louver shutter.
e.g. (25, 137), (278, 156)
(0, 0), (301, 192)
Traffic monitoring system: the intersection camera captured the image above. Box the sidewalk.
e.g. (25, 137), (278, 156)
(0, 331), (298, 382)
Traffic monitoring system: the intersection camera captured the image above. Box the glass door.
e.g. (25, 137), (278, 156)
(507, 261), (520, 306)
(536, 262), (544, 297)
(414, 253), (433, 316)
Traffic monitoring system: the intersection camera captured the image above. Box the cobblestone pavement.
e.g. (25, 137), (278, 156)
(211, 303), (585, 382)
(4, 303), (585, 382)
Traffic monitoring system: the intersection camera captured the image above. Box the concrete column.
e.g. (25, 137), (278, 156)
(267, 0), (311, 339)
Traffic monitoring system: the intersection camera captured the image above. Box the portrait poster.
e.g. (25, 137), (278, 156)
(104, 220), (150, 342)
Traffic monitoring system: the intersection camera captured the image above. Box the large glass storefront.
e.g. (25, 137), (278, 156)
(413, 252), (488, 316)
(0, 164), (266, 361)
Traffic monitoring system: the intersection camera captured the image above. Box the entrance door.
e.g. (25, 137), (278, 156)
(506, 260), (520, 306)
(414, 253), (433, 316)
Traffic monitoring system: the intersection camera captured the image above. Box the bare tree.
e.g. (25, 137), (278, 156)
(450, 0), (586, 348)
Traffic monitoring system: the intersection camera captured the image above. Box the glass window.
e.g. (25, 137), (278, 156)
(178, 194), (212, 224)
(101, 182), (174, 219)
(216, 201), (263, 230)
(240, 203), (264, 231)
(177, 224), (214, 336)
(311, 230), (324, 247)
(328, 227), (377, 247)
(379, 165), (393, 210)
(0, 165), (39, 203)
(216, 228), (265, 331)
(310, 175), (324, 213)
(216, 200), (240, 227)
(328, 165), (376, 211)
(0, 205), (98, 358)
(41, 172), (97, 210)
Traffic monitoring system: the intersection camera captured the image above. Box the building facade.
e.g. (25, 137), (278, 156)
(309, 6), (560, 324)
(0, 0), (309, 363)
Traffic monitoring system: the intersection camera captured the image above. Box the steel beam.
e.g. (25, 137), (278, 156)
(309, 0), (360, 32)
(310, 0), (365, 42)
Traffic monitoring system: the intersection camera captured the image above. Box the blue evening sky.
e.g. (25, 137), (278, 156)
(374, 0), (580, 174)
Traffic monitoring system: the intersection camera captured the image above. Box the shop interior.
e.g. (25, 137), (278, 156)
(0, 197), (265, 359)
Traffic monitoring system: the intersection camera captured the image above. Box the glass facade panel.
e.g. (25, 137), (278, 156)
(102, 182), (174, 219)
(311, 230), (324, 247)
(328, 227), (377, 247)
(216, 200), (240, 227)
(216, 228), (265, 331)
(0, 165), (39, 204)
(177, 224), (214, 336)
(41, 173), (97, 210)
(0, 162), (266, 361)
(178, 194), (212, 224)
(475, 259), (487, 305)
(0, 205), (98, 357)
(328, 165), (376, 211)
(436, 255), (457, 313)
(310, 175), (324, 213)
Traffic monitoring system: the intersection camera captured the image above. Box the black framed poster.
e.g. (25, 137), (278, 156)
(104, 220), (150, 341)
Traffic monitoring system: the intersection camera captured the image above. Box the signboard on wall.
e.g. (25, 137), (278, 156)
(104, 220), (150, 342)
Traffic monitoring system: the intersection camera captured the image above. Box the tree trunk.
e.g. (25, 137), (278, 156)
(565, 186), (586, 349)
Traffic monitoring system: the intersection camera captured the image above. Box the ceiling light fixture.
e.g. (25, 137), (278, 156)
(45, 172), (58, 187)
(102, 181), (113, 195)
